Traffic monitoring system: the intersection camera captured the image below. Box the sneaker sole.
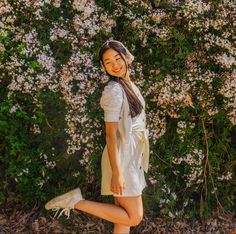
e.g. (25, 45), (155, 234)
(45, 187), (81, 210)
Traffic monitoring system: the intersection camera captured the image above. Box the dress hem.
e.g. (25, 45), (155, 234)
(101, 192), (143, 197)
(101, 185), (147, 197)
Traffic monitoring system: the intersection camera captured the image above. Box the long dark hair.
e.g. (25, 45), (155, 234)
(99, 41), (143, 118)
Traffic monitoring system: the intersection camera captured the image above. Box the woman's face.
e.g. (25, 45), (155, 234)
(102, 48), (128, 78)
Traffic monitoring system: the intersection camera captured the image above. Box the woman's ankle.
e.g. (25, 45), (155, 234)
(74, 199), (86, 209)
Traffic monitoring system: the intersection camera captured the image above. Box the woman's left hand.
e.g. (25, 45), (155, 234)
(111, 172), (125, 195)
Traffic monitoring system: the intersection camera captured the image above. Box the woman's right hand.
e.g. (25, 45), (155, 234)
(111, 172), (125, 195)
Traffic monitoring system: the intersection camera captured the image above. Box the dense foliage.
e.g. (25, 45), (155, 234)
(0, 0), (235, 219)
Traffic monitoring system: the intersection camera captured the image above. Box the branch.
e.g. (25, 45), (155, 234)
(45, 118), (53, 129)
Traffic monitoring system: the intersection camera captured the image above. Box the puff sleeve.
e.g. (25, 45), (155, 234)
(100, 83), (123, 122)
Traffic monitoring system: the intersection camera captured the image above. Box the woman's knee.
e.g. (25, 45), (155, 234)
(129, 213), (143, 226)
(115, 196), (143, 227)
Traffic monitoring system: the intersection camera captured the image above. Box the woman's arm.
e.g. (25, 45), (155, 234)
(105, 122), (121, 174)
(100, 82), (124, 194)
(105, 121), (125, 195)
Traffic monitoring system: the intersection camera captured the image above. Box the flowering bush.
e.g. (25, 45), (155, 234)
(0, 0), (235, 218)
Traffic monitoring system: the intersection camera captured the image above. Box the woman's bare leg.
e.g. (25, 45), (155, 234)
(74, 195), (143, 227)
(113, 197), (131, 234)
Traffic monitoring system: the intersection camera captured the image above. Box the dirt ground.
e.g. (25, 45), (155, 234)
(0, 203), (235, 234)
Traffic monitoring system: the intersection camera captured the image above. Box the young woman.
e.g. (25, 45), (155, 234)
(44, 40), (150, 234)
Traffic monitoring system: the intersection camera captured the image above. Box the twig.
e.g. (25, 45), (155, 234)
(208, 162), (226, 214)
(201, 117), (209, 208)
(45, 118), (53, 128)
(155, 153), (170, 166)
(201, 117), (226, 216)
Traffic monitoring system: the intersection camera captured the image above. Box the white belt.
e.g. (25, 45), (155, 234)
(140, 129), (150, 173)
(122, 127), (150, 173)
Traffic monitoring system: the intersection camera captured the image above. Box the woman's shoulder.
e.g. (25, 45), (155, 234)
(106, 80), (121, 88)
(103, 80), (123, 95)
(100, 80), (124, 112)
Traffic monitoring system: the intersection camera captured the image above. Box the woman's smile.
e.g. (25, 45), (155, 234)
(113, 67), (122, 73)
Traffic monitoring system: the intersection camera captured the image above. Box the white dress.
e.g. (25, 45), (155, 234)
(100, 81), (148, 197)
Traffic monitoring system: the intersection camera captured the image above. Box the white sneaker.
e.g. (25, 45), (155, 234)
(45, 187), (84, 219)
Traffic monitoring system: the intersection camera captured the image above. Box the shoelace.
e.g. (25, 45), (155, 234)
(52, 207), (71, 219)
